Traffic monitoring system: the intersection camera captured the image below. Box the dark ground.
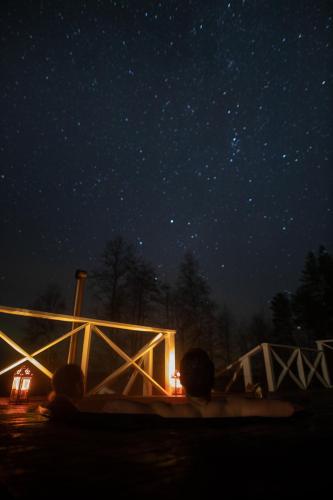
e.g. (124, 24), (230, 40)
(0, 390), (332, 500)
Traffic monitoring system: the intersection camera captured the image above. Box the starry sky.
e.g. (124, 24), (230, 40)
(0, 0), (332, 319)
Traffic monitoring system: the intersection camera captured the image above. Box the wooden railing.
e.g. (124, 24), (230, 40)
(217, 340), (333, 392)
(0, 305), (177, 396)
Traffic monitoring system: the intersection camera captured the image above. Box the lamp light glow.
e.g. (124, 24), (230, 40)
(10, 365), (33, 403)
(171, 370), (183, 396)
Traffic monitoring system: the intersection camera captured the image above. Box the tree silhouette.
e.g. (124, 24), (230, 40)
(125, 256), (159, 325)
(247, 312), (272, 346)
(215, 305), (234, 368)
(156, 282), (174, 328)
(24, 283), (67, 369)
(174, 252), (216, 357)
(91, 236), (135, 321)
(293, 246), (333, 342)
(271, 292), (294, 344)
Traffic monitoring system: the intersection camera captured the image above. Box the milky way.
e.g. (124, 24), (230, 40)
(0, 1), (332, 317)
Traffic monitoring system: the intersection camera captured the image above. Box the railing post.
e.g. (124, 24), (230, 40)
(316, 341), (332, 387)
(143, 349), (153, 396)
(262, 343), (276, 392)
(242, 356), (253, 391)
(68, 270), (87, 363)
(296, 349), (307, 389)
(164, 332), (175, 395)
(80, 323), (92, 393)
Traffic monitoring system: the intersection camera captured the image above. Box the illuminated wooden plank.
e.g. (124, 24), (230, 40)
(262, 343), (276, 392)
(0, 330), (52, 378)
(81, 323), (92, 392)
(123, 357), (144, 395)
(93, 326), (169, 396)
(296, 349), (307, 388)
(301, 351), (329, 388)
(143, 349), (153, 396)
(88, 332), (164, 395)
(271, 348), (304, 390)
(242, 356), (253, 391)
(316, 340), (332, 386)
(164, 332), (175, 395)
(0, 305), (176, 335)
(216, 344), (262, 377)
(0, 324), (86, 376)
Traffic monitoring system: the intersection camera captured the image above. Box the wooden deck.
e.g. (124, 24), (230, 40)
(1, 391), (333, 499)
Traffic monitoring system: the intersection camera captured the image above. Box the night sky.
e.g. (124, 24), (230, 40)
(0, 1), (332, 319)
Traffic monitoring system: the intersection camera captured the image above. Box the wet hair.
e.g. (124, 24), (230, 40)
(52, 364), (84, 399)
(180, 348), (215, 399)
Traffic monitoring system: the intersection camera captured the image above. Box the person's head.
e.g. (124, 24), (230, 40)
(51, 363), (84, 399)
(180, 348), (215, 399)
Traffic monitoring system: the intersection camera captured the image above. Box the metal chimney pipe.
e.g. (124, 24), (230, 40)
(67, 269), (87, 364)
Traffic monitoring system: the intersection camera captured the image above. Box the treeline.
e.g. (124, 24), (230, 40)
(25, 239), (333, 371)
(271, 245), (333, 347)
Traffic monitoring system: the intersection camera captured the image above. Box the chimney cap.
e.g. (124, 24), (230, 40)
(75, 269), (87, 279)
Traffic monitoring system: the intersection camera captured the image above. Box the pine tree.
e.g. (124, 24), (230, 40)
(270, 292), (294, 344)
(91, 236), (135, 321)
(125, 256), (159, 325)
(156, 282), (174, 328)
(293, 246), (333, 341)
(24, 283), (67, 369)
(174, 252), (216, 358)
(247, 312), (272, 346)
(215, 305), (234, 369)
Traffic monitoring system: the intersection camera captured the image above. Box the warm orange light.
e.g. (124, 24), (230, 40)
(10, 365), (33, 403)
(171, 370), (184, 396)
(168, 349), (176, 381)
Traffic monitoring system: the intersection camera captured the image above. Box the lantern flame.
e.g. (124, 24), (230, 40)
(171, 370), (183, 396)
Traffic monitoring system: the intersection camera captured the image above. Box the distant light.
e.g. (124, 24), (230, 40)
(170, 219), (174, 224)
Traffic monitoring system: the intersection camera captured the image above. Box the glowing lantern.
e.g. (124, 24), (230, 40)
(10, 365), (33, 403)
(171, 370), (183, 396)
